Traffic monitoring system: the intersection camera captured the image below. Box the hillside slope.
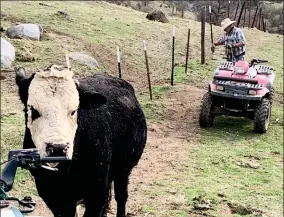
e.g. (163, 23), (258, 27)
(1, 1), (283, 217)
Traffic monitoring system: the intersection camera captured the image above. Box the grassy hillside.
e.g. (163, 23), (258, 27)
(1, 1), (283, 217)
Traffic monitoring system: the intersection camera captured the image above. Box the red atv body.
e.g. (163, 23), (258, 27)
(199, 59), (275, 133)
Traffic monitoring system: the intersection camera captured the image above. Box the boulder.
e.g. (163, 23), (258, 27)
(67, 52), (99, 69)
(6, 23), (42, 40)
(146, 10), (169, 23)
(1, 37), (15, 68)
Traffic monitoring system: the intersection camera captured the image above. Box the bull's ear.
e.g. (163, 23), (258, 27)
(14, 67), (34, 105)
(75, 80), (107, 109)
(15, 67), (26, 87)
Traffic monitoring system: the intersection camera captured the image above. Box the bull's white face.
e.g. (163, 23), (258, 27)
(26, 66), (79, 159)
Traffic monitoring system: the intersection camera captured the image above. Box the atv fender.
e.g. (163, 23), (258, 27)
(209, 81), (215, 92)
(255, 73), (275, 89)
(257, 87), (270, 98)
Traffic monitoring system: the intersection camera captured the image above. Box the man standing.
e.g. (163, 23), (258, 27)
(212, 18), (246, 62)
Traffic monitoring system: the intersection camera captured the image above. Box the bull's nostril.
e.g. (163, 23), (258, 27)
(45, 143), (68, 156)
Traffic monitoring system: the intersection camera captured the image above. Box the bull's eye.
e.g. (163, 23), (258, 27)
(70, 110), (77, 116)
(30, 106), (41, 121)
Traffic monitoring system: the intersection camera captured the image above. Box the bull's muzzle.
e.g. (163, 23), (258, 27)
(45, 143), (69, 157)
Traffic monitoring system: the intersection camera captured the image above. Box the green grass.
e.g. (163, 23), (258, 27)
(138, 85), (177, 123)
(183, 105), (283, 217)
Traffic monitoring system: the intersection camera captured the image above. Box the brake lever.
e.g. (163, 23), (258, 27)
(41, 165), (58, 171)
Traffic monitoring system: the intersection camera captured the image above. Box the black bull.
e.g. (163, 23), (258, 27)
(15, 68), (147, 217)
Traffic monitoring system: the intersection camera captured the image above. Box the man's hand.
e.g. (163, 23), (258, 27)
(226, 43), (236, 49)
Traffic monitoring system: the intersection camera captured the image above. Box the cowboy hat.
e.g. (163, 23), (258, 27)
(221, 18), (236, 30)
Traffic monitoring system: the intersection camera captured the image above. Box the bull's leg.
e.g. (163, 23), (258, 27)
(101, 181), (112, 217)
(33, 173), (77, 217)
(83, 163), (111, 217)
(113, 166), (133, 217)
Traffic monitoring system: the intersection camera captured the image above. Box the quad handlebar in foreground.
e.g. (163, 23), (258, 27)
(1, 149), (71, 193)
(0, 149), (71, 214)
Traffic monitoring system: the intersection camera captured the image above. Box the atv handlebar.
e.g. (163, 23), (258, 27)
(0, 149), (70, 215)
(250, 58), (268, 65)
(221, 57), (268, 66)
(0, 149), (71, 193)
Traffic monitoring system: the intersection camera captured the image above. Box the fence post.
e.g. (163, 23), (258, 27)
(228, 0), (231, 18)
(262, 16), (266, 32)
(201, 7), (205, 65)
(258, 8), (262, 30)
(243, 0), (247, 27)
(143, 40), (152, 100)
(237, 1), (245, 27)
(117, 46), (121, 78)
(252, 5), (259, 28)
(185, 28), (190, 74)
(234, 0), (240, 20)
(248, 0), (251, 28)
(171, 26), (175, 86)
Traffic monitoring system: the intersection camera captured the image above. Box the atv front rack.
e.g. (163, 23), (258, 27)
(214, 79), (264, 89)
(218, 62), (234, 71)
(254, 65), (274, 75)
(213, 75), (258, 84)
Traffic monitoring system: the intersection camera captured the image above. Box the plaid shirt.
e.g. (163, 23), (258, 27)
(218, 27), (246, 57)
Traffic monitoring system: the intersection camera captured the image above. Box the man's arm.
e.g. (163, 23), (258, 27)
(234, 29), (246, 48)
(214, 35), (225, 46)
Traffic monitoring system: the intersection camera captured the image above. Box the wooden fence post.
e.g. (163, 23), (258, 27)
(251, 5), (259, 28)
(201, 7), (205, 65)
(248, 0), (251, 28)
(143, 40), (152, 100)
(243, 0), (247, 27)
(117, 46), (121, 78)
(258, 8), (262, 30)
(237, 1), (245, 27)
(228, 0), (231, 18)
(262, 16), (266, 32)
(185, 28), (190, 74)
(234, 1), (240, 20)
(171, 26), (175, 86)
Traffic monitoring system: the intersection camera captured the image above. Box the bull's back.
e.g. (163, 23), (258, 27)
(77, 73), (147, 161)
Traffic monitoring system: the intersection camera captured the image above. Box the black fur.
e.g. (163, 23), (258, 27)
(15, 71), (147, 217)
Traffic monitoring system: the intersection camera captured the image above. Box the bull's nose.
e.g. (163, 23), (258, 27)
(45, 143), (69, 156)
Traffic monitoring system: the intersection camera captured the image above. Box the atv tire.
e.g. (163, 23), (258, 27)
(254, 98), (271, 134)
(199, 92), (215, 128)
(269, 87), (274, 106)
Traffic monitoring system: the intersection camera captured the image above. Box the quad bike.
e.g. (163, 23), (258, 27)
(199, 45), (275, 133)
(0, 149), (70, 217)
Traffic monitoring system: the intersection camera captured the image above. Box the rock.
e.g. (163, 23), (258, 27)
(236, 161), (260, 169)
(146, 10), (169, 23)
(39, 2), (52, 7)
(67, 52), (99, 69)
(6, 23), (42, 40)
(55, 10), (73, 21)
(1, 37), (15, 68)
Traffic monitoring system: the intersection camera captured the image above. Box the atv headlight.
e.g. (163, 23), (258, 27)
(235, 66), (245, 74)
(248, 90), (257, 95)
(216, 85), (224, 91)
